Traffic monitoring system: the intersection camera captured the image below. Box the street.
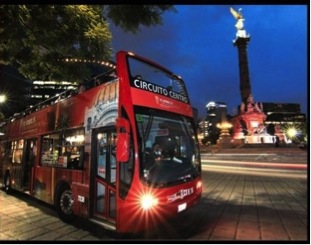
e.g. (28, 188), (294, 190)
(126, 169), (308, 240)
(200, 150), (308, 179)
(0, 149), (309, 241)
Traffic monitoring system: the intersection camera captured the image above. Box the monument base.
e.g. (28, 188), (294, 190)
(232, 107), (267, 144)
(245, 134), (275, 144)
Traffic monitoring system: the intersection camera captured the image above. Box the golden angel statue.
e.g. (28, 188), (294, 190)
(230, 7), (244, 30)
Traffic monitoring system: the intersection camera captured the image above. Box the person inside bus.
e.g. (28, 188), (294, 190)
(63, 146), (78, 169)
(63, 146), (72, 162)
(151, 143), (163, 161)
(150, 143), (163, 164)
(144, 143), (163, 176)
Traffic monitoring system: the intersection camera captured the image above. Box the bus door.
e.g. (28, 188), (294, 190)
(23, 138), (37, 193)
(92, 127), (117, 225)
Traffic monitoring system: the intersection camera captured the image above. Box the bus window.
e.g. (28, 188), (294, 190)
(61, 128), (85, 169)
(96, 130), (116, 184)
(10, 140), (24, 164)
(41, 129), (84, 169)
(110, 132), (117, 184)
(97, 132), (107, 179)
(135, 109), (201, 187)
(41, 133), (60, 167)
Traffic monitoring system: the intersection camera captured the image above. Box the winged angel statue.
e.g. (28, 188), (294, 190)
(230, 7), (244, 30)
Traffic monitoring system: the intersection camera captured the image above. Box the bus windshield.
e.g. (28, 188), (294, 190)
(135, 108), (201, 188)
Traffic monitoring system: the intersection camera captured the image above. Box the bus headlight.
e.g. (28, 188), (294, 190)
(140, 194), (158, 210)
(196, 180), (202, 190)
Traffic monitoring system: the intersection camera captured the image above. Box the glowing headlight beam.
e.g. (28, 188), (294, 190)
(140, 194), (158, 210)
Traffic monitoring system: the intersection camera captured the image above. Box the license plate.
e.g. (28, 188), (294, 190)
(178, 203), (187, 212)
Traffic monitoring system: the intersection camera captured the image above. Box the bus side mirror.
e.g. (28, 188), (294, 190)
(116, 118), (130, 162)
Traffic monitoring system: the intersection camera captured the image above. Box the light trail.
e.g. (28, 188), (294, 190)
(201, 164), (307, 179)
(201, 159), (307, 170)
(202, 153), (278, 156)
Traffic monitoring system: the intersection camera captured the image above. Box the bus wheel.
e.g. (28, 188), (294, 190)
(3, 171), (11, 194)
(56, 185), (74, 222)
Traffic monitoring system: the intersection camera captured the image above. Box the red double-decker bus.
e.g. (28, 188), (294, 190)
(0, 51), (202, 233)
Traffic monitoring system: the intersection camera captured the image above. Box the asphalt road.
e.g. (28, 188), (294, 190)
(200, 151), (308, 179)
(0, 147), (309, 241)
(0, 172), (308, 241)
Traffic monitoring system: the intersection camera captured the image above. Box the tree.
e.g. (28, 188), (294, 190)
(104, 5), (175, 34)
(0, 5), (176, 82)
(0, 112), (4, 122)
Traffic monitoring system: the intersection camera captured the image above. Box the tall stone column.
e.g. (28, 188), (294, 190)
(230, 7), (252, 105)
(234, 36), (251, 105)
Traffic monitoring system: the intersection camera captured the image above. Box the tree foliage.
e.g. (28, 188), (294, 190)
(104, 5), (175, 34)
(0, 112), (4, 122)
(0, 5), (175, 82)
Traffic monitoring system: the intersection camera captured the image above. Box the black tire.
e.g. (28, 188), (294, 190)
(3, 171), (11, 194)
(55, 185), (75, 222)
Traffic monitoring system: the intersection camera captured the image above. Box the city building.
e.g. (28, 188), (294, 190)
(30, 80), (78, 106)
(206, 101), (228, 125)
(262, 102), (306, 124)
(1, 62), (110, 118)
(202, 101), (228, 145)
(262, 102), (307, 143)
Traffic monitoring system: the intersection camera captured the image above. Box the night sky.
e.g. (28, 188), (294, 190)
(109, 5), (308, 119)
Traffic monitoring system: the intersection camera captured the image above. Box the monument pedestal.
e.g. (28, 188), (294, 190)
(245, 134), (274, 144)
(240, 113), (266, 135)
(232, 105), (268, 144)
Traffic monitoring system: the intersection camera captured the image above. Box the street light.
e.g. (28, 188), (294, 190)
(287, 127), (297, 138)
(0, 94), (6, 103)
(286, 127), (298, 143)
(0, 94), (6, 122)
(0, 94), (6, 135)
